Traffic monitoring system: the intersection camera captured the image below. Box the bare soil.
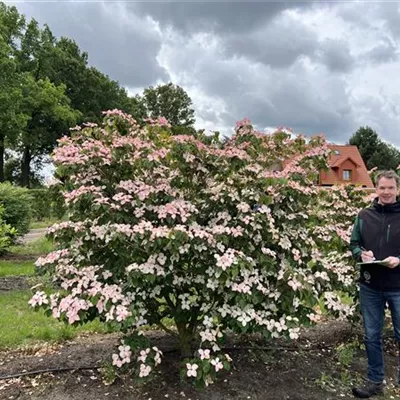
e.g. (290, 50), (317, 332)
(0, 254), (38, 261)
(1, 321), (400, 400)
(0, 276), (31, 292)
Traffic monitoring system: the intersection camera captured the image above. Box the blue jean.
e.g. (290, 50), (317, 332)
(359, 283), (400, 383)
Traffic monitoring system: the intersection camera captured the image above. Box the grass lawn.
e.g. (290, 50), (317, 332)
(0, 235), (113, 350)
(0, 260), (35, 277)
(8, 236), (55, 257)
(0, 290), (111, 350)
(29, 218), (63, 230)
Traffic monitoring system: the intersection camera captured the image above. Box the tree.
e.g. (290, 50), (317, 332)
(348, 126), (400, 171)
(12, 19), (80, 186)
(47, 37), (89, 116)
(368, 142), (400, 171)
(0, 3), (26, 182)
(4, 156), (43, 186)
(0, 3), (25, 47)
(0, 41), (25, 182)
(125, 94), (148, 125)
(18, 76), (80, 187)
(20, 31), (131, 124)
(0, 4), (134, 184)
(142, 83), (196, 133)
(31, 111), (368, 386)
(79, 67), (130, 123)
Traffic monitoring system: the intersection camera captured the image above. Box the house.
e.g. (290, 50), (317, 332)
(318, 145), (374, 189)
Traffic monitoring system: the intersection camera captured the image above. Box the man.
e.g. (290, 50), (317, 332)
(350, 170), (400, 398)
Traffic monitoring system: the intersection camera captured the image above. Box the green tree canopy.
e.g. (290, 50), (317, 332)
(348, 126), (400, 171)
(0, 3), (27, 182)
(0, 3), (199, 185)
(18, 76), (80, 187)
(0, 2), (136, 186)
(142, 83), (196, 133)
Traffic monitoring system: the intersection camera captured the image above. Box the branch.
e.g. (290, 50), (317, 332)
(224, 343), (335, 352)
(0, 366), (99, 381)
(157, 320), (178, 337)
(165, 293), (176, 310)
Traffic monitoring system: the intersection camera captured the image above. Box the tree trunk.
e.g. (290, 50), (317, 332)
(21, 146), (31, 188)
(0, 134), (4, 183)
(176, 322), (194, 359)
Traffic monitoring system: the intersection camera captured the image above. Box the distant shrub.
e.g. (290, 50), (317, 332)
(0, 204), (17, 254)
(26, 186), (67, 223)
(48, 184), (66, 220)
(28, 185), (66, 223)
(0, 183), (32, 236)
(29, 189), (52, 221)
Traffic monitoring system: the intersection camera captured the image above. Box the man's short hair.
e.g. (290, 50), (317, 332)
(375, 170), (400, 187)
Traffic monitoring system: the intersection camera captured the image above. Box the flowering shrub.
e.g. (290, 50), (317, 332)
(0, 204), (16, 255)
(30, 110), (368, 386)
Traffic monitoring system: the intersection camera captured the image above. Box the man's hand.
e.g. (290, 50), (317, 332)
(382, 256), (400, 269)
(361, 250), (375, 262)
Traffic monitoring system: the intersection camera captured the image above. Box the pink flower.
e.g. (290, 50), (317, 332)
(198, 349), (211, 360)
(152, 346), (163, 365)
(112, 354), (123, 368)
(118, 345), (132, 361)
(288, 279), (302, 291)
(115, 305), (131, 322)
(215, 248), (237, 270)
(139, 364), (152, 378)
(29, 291), (49, 307)
(211, 358), (224, 372)
(137, 348), (151, 363)
(157, 116), (171, 127)
(186, 363), (199, 377)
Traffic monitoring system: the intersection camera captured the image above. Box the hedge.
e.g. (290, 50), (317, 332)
(0, 183), (32, 236)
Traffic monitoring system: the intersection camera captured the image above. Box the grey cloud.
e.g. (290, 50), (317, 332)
(168, 37), (356, 141)
(245, 76), (355, 143)
(316, 38), (354, 73)
(131, 2), (313, 34)
(362, 38), (398, 64)
(13, 2), (168, 87)
(378, 2), (400, 39)
(335, 4), (400, 66)
(198, 108), (225, 124)
(336, 2), (378, 27)
(352, 93), (400, 146)
(224, 13), (318, 68)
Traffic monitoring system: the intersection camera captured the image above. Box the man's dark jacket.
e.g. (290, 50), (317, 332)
(350, 198), (400, 290)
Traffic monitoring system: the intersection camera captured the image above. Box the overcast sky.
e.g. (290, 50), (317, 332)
(7, 0), (400, 147)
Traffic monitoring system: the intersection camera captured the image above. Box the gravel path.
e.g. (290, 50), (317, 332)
(21, 228), (47, 244)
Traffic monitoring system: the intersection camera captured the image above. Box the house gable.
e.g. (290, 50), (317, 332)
(330, 156), (360, 169)
(319, 145), (373, 188)
(268, 144), (374, 189)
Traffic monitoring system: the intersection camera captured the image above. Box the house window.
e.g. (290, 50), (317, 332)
(343, 170), (351, 180)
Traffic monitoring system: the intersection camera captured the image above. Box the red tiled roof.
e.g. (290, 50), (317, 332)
(329, 156), (360, 168)
(320, 145), (374, 188)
